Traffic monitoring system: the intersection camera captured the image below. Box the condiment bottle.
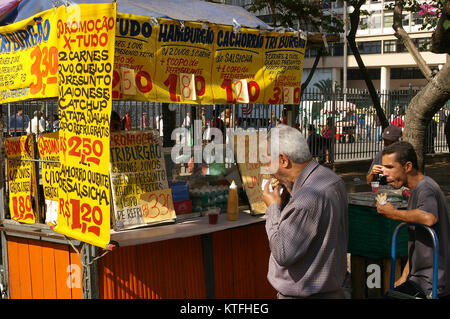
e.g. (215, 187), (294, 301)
(226, 181), (239, 221)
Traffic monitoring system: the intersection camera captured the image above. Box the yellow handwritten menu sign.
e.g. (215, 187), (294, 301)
(38, 132), (61, 225)
(140, 188), (176, 225)
(211, 26), (264, 104)
(263, 32), (307, 104)
(0, 7), (58, 103)
(113, 13), (158, 101)
(154, 19), (214, 104)
(234, 131), (271, 215)
(5, 136), (37, 224)
(110, 130), (169, 230)
(54, 3), (116, 249)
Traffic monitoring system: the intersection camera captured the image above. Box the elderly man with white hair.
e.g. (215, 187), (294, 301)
(262, 124), (348, 299)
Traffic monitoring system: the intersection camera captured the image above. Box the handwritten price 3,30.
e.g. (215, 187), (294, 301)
(30, 45), (58, 95)
(142, 193), (171, 219)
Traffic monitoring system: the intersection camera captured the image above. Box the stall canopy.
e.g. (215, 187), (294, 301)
(0, 0), (272, 29)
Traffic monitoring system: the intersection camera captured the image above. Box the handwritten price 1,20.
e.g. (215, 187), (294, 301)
(59, 198), (102, 237)
(67, 136), (103, 166)
(30, 45), (58, 95)
(11, 195), (34, 221)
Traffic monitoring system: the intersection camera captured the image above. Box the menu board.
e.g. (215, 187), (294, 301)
(37, 132), (61, 225)
(5, 135), (38, 224)
(109, 130), (170, 230)
(234, 131), (270, 215)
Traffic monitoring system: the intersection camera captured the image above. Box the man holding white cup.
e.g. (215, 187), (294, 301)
(366, 125), (402, 186)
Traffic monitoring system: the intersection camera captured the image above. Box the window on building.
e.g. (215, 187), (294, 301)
(412, 12), (424, 26)
(357, 41), (382, 54)
(383, 40), (396, 53)
(257, 14), (273, 25)
(360, 16), (368, 30)
(414, 37), (430, 51)
(370, 14), (382, 29)
(384, 15), (393, 28)
(347, 68), (381, 81)
(402, 13), (410, 26)
(395, 40), (407, 52)
(335, 43), (344, 56)
(391, 67), (425, 79)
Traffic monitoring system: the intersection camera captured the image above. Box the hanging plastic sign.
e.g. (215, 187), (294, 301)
(5, 136), (37, 224)
(179, 73), (196, 101)
(53, 2), (116, 249)
(37, 132), (61, 225)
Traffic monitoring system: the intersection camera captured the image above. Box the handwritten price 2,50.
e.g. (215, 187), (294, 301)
(67, 136), (103, 166)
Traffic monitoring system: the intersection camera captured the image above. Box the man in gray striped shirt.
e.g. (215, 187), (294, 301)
(262, 125), (348, 299)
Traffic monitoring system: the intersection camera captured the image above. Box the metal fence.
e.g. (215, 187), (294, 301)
(1, 88), (449, 162)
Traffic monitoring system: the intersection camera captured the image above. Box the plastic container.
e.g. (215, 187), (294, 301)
(226, 181), (239, 221)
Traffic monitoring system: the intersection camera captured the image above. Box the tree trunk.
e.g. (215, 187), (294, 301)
(348, 0), (389, 129)
(393, 0), (432, 80)
(403, 61), (450, 171)
(445, 111), (450, 152)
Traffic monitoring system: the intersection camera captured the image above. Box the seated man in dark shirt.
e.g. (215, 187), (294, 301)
(377, 141), (450, 299)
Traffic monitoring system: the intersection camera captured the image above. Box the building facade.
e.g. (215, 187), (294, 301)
(224, 0), (449, 91)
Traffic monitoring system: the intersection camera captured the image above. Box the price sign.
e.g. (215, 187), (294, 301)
(30, 45), (59, 96)
(140, 188), (177, 224)
(58, 198), (104, 237)
(233, 79), (249, 103)
(5, 136), (37, 224)
(155, 19), (213, 104)
(120, 67), (137, 95)
(66, 136), (103, 166)
(38, 132), (61, 226)
(180, 73), (196, 101)
(112, 69), (153, 99)
(263, 32), (306, 104)
(54, 2), (115, 249)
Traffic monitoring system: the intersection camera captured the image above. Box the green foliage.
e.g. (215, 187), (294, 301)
(247, 0), (344, 34)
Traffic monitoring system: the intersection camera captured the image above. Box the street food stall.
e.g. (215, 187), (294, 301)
(0, 0), (312, 299)
(347, 189), (409, 299)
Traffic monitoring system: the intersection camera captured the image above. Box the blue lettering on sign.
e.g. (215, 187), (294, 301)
(0, 17), (50, 54)
(117, 18), (152, 38)
(158, 23), (214, 45)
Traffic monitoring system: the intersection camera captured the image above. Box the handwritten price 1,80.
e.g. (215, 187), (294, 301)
(11, 195), (34, 221)
(67, 136), (103, 166)
(30, 45), (58, 95)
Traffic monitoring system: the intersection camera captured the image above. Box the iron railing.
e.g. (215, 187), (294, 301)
(1, 88), (449, 162)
